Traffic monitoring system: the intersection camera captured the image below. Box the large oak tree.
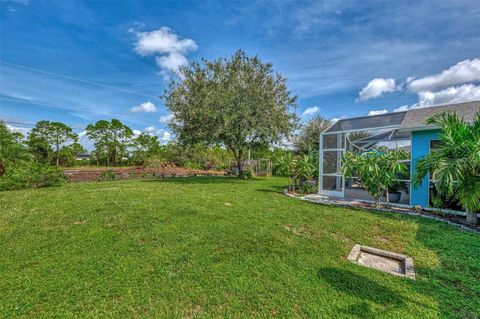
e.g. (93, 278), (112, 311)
(164, 50), (298, 176)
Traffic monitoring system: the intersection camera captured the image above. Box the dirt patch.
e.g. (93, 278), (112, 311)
(63, 163), (225, 182)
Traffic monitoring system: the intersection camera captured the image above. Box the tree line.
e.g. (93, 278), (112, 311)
(6, 119), (164, 167)
(1, 49), (334, 188)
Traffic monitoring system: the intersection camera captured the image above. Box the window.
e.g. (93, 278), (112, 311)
(430, 140), (441, 150)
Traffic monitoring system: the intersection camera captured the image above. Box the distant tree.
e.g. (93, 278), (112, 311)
(27, 121), (77, 166)
(0, 121), (30, 176)
(131, 133), (161, 165)
(59, 142), (87, 166)
(294, 115), (331, 153)
(85, 119), (132, 166)
(164, 50), (298, 177)
(85, 120), (111, 165)
(348, 131), (372, 142)
(110, 119), (133, 165)
(50, 122), (77, 166)
(27, 121), (53, 163)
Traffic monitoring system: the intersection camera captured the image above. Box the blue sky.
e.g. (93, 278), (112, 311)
(1, 0), (479, 145)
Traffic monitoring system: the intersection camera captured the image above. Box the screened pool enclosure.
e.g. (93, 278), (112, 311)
(319, 111), (411, 204)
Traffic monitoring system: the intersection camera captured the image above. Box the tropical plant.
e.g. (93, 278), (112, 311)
(342, 150), (407, 206)
(164, 49), (298, 177)
(413, 111), (480, 224)
(274, 153), (316, 193)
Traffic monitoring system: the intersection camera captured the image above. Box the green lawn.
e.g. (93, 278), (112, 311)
(1, 177), (479, 318)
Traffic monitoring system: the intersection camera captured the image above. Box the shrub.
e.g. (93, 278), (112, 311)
(0, 163), (67, 191)
(98, 170), (116, 181)
(274, 153), (316, 192)
(299, 182), (317, 195)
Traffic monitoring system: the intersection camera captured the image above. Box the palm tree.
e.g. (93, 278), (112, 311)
(413, 111), (480, 224)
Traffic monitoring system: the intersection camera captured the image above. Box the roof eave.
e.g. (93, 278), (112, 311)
(398, 125), (440, 132)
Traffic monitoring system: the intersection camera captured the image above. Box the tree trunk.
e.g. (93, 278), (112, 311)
(237, 159), (243, 178)
(374, 197), (380, 207)
(229, 147), (244, 178)
(56, 143), (60, 166)
(0, 160), (5, 177)
(466, 209), (478, 225)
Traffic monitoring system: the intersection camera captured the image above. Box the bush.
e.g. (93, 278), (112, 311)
(98, 170), (116, 181)
(299, 181), (317, 195)
(0, 163), (67, 191)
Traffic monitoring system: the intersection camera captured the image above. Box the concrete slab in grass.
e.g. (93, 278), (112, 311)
(347, 244), (415, 280)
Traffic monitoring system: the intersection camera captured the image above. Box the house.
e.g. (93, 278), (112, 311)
(318, 100), (480, 209)
(75, 153), (91, 161)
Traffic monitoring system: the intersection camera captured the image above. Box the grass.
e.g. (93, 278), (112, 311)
(0, 177), (479, 318)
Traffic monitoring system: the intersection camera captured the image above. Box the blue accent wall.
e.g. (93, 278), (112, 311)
(410, 129), (440, 207)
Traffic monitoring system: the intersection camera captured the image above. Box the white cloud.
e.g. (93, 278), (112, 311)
(408, 58), (480, 92)
(130, 101), (158, 113)
(158, 113), (173, 124)
(132, 27), (198, 79)
(393, 105), (410, 112)
(302, 106), (319, 116)
(392, 84), (480, 111)
(414, 84), (480, 107)
(143, 126), (171, 144)
(155, 52), (189, 74)
(6, 124), (30, 136)
(78, 131), (95, 151)
(367, 109), (388, 116)
(358, 78), (396, 101)
(144, 126), (157, 134)
(158, 131), (171, 144)
(360, 58), (480, 112)
(132, 129), (142, 136)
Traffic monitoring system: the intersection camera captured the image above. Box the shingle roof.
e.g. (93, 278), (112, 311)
(399, 100), (480, 131)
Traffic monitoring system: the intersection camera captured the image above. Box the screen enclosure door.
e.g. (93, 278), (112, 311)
(319, 133), (345, 197)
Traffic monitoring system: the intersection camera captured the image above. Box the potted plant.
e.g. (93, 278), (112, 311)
(385, 181), (402, 203)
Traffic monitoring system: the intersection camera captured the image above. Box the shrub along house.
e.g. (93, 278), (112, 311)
(318, 100), (480, 211)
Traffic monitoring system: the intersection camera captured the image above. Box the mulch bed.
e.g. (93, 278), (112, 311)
(284, 190), (480, 233)
(64, 163), (225, 182)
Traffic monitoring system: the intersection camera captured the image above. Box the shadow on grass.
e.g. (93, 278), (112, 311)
(140, 176), (252, 185)
(412, 219), (480, 318)
(319, 209), (479, 317)
(256, 185), (286, 194)
(318, 267), (404, 317)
